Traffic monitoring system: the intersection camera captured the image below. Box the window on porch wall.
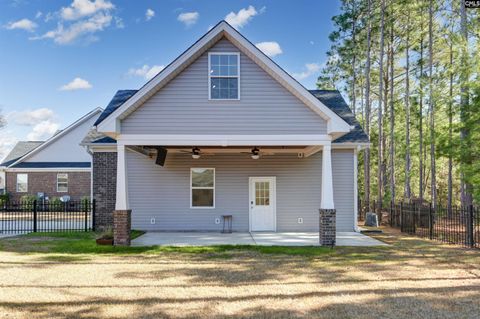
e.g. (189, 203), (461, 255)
(191, 168), (215, 208)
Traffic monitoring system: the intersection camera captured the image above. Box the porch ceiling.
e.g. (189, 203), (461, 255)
(128, 145), (322, 158)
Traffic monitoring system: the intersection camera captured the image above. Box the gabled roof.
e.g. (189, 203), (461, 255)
(0, 141), (43, 167)
(90, 90), (368, 145)
(309, 90), (369, 144)
(97, 20), (352, 136)
(6, 108), (102, 169)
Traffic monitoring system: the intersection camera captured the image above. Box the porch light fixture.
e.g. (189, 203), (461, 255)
(192, 147), (201, 159)
(251, 147), (260, 160)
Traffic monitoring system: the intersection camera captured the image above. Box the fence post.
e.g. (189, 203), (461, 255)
(92, 199), (96, 232)
(429, 203), (433, 240)
(33, 200), (37, 232)
(390, 200), (393, 227)
(413, 202), (416, 234)
(468, 205), (474, 248)
(84, 200), (88, 232)
(400, 202), (403, 232)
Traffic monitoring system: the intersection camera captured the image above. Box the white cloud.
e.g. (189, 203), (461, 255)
(59, 77), (92, 91)
(177, 12), (199, 26)
(3, 108), (60, 146)
(31, 0), (117, 45)
(292, 63), (321, 80)
(44, 12), (55, 22)
(127, 65), (165, 80)
(309, 40), (314, 45)
(60, 0), (114, 20)
(225, 5), (261, 29)
(5, 18), (37, 32)
(10, 108), (56, 126)
(255, 41), (282, 57)
(145, 8), (155, 21)
(32, 12), (112, 44)
(35, 11), (43, 19)
(0, 131), (18, 162)
(27, 121), (60, 141)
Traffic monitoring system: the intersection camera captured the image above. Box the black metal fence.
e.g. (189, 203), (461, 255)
(0, 200), (95, 233)
(359, 199), (479, 249)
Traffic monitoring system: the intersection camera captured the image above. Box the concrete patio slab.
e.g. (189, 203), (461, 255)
(131, 231), (388, 247)
(131, 232), (255, 247)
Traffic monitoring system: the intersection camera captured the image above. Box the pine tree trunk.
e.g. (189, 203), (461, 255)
(404, 12), (412, 201)
(447, 37), (453, 217)
(351, 0), (357, 116)
(428, 0), (436, 208)
(419, 5), (424, 203)
(377, 0), (386, 211)
(460, 0), (473, 208)
(364, 0), (372, 211)
(389, 21), (395, 202)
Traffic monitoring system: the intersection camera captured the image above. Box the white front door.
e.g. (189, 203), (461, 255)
(249, 177), (276, 231)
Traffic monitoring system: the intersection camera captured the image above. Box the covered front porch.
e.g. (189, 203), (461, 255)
(109, 134), (359, 246)
(131, 231), (387, 247)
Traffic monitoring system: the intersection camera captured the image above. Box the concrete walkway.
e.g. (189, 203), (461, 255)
(131, 231), (387, 247)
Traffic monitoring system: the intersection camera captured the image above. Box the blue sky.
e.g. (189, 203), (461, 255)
(0, 0), (341, 160)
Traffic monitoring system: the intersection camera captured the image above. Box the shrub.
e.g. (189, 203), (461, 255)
(20, 195), (37, 204)
(80, 196), (90, 211)
(49, 197), (63, 210)
(0, 193), (9, 206)
(97, 227), (113, 240)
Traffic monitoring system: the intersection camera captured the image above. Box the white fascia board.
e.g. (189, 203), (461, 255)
(117, 134), (332, 146)
(8, 108), (103, 168)
(88, 145), (117, 152)
(331, 142), (370, 149)
(97, 21), (351, 136)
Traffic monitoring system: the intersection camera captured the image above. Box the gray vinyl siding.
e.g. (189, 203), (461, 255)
(121, 38), (328, 135)
(332, 150), (355, 231)
(126, 149), (355, 232)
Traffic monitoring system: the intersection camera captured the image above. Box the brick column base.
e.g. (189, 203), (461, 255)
(113, 210), (131, 246)
(319, 209), (336, 247)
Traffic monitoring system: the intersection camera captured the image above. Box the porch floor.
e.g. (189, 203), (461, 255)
(131, 231), (387, 247)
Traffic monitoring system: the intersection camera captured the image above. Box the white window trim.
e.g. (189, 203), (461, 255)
(190, 168), (215, 209)
(56, 173), (68, 193)
(208, 52), (240, 101)
(16, 173), (28, 193)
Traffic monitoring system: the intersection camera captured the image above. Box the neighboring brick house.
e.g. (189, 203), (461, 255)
(0, 108), (102, 202)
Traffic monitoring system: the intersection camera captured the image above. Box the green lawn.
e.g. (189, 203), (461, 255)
(0, 230), (337, 256)
(0, 228), (479, 318)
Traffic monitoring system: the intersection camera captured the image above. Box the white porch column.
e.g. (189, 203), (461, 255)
(115, 144), (129, 210)
(320, 144), (334, 209)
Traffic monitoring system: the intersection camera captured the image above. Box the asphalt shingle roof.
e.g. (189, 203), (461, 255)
(94, 90), (138, 126)
(309, 90), (369, 143)
(1, 141), (44, 167)
(9, 162), (91, 168)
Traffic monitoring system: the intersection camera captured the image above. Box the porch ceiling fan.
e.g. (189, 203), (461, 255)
(177, 147), (215, 159)
(240, 147), (262, 160)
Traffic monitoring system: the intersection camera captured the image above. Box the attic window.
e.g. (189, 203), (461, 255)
(208, 52), (240, 100)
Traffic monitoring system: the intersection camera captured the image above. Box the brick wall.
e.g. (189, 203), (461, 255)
(319, 209), (336, 246)
(92, 152), (117, 230)
(5, 171), (90, 201)
(113, 209), (131, 246)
